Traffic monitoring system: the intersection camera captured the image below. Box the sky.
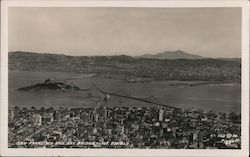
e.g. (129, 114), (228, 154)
(8, 7), (241, 58)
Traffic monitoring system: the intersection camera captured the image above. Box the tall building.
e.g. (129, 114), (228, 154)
(80, 111), (88, 120)
(33, 114), (42, 126)
(94, 113), (99, 122)
(10, 110), (14, 121)
(103, 107), (107, 122)
(93, 105), (99, 122)
(159, 109), (164, 122)
(42, 113), (54, 123)
(193, 131), (198, 141)
(93, 127), (98, 134)
(53, 110), (60, 121)
(98, 106), (107, 123)
(193, 131), (199, 149)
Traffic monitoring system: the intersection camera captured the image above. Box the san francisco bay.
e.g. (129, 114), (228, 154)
(9, 71), (241, 113)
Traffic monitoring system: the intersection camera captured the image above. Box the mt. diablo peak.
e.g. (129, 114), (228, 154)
(140, 50), (205, 60)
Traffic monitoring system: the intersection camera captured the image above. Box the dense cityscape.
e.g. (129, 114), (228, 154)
(8, 103), (241, 149)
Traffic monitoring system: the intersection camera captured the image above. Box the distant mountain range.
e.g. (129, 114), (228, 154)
(139, 50), (240, 62)
(8, 51), (241, 82)
(139, 50), (205, 60)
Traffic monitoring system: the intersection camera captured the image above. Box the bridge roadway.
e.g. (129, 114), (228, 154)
(81, 85), (241, 128)
(82, 85), (179, 109)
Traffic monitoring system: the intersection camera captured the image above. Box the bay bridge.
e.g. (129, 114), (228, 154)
(80, 85), (241, 127)
(80, 85), (180, 110)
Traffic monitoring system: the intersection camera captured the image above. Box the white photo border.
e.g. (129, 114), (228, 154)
(1, 1), (249, 156)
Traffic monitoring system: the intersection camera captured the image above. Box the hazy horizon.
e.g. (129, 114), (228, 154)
(9, 7), (241, 58)
(9, 50), (241, 59)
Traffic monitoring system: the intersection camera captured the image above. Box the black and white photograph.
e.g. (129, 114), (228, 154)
(0, 0), (249, 157)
